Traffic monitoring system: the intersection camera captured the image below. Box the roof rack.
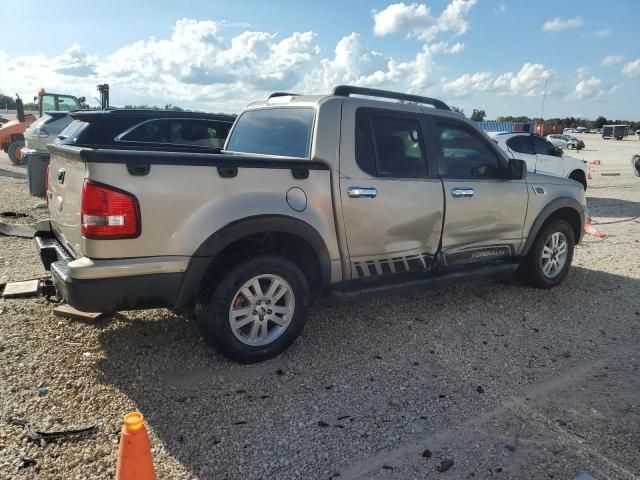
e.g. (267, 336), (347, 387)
(332, 85), (450, 111)
(268, 92), (299, 99)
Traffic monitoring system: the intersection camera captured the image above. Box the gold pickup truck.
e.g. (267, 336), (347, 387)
(36, 86), (586, 363)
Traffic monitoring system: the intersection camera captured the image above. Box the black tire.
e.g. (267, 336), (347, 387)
(194, 255), (309, 363)
(632, 155), (640, 177)
(569, 170), (587, 190)
(518, 219), (575, 289)
(8, 141), (26, 165)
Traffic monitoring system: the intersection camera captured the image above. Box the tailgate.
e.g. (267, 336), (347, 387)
(46, 145), (87, 256)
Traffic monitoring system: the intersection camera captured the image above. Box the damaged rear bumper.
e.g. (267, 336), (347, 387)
(35, 229), (185, 312)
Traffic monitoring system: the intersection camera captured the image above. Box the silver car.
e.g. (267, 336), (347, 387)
(547, 134), (585, 151)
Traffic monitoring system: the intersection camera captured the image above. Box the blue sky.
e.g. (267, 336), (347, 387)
(1, 0), (638, 119)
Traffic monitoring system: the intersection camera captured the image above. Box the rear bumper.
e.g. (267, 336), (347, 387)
(35, 231), (184, 312)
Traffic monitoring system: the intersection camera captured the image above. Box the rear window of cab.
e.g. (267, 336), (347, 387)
(226, 108), (314, 159)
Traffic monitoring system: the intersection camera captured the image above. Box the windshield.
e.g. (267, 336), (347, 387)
(41, 94), (82, 112)
(226, 108), (314, 158)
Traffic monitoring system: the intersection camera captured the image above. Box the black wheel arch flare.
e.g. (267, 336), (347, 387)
(175, 215), (331, 307)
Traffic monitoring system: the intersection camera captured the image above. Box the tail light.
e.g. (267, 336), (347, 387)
(45, 165), (49, 204)
(81, 179), (140, 239)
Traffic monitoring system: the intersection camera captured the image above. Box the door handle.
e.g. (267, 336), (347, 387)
(348, 186), (377, 198)
(451, 187), (474, 198)
(57, 168), (66, 185)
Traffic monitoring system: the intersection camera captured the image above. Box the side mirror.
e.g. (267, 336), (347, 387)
(507, 158), (527, 180)
(555, 147), (564, 156)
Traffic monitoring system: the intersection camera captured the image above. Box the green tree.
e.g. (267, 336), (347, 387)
(497, 115), (532, 123)
(450, 105), (464, 116)
(470, 109), (486, 121)
(593, 116), (608, 128)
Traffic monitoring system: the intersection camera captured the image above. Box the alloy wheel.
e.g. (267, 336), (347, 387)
(541, 232), (568, 279)
(228, 274), (295, 346)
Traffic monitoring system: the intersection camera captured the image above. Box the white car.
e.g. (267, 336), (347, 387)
(493, 133), (588, 189)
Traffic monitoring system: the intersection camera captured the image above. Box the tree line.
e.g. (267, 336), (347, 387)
(452, 106), (639, 132)
(0, 93), (38, 112)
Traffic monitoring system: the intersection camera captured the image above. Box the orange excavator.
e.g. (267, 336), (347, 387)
(0, 95), (36, 164)
(0, 89), (85, 164)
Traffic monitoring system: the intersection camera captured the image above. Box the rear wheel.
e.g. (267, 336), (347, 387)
(8, 141), (25, 165)
(194, 255), (309, 363)
(518, 219), (575, 289)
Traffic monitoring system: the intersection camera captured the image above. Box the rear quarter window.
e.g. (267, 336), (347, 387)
(226, 108), (314, 158)
(56, 120), (90, 144)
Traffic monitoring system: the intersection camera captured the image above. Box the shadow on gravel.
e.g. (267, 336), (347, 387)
(94, 266), (640, 478)
(587, 196), (640, 219)
(0, 168), (27, 180)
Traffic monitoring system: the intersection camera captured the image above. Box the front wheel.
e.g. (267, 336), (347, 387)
(194, 255), (309, 363)
(8, 141), (25, 165)
(518, 220), (575, 288)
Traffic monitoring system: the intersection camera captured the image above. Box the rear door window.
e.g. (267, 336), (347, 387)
(226, 108), (314, 158)
(434, 121), (503, 179)
(506, 136), (534, 154)
(532, 136), (557, 156)
(168, 120), (229, 148)
(355, 109), (428, 178)
(120, 119), (170, 143)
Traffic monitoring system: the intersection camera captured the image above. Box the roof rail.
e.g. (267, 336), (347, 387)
(268, 92), (299, 99)
(332, 85), (450, 111)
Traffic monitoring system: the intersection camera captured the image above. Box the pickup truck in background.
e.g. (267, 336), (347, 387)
(36, 86), (586, 362)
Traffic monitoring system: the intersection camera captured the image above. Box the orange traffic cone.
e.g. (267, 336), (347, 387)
(115, 412), (157, 480)
(584, 217), (605, 238)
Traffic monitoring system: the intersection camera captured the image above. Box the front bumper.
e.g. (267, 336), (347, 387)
(35, 231), (184, 312)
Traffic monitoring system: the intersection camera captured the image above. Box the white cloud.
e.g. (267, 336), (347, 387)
(102, 19), (319, 92)
(372, 2), (432, 38)
(566, 76), (602, 100)
(592, 28), (611, 37)
(442, 63), (553, 97)
(494, 3), (506, 15)
(601, 55), (623, 67)
(576, 66), (589, 79)
(302, 32), (437, 93)
(0, 19), (322, 112)
(442, 72), (493, 96)
(542, 17), (584, 32)
(372, 0), (477, 41)
(493, 63), (553, 96)
(425, 41), (465, 54)
(622, 58), (640, 77)
(565, 75), (620, 101)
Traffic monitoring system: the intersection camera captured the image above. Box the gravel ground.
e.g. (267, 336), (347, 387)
(0, 135), (639, 480)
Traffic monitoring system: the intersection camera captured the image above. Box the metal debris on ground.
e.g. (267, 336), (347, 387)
(6, 418), (98, 442)
(0, 211), (28, 218)
(575, 474), (598, 480)
(2, 279), (40, 298)
(53, 304), (104, 320)
(436, 459), (454, 472)
(0, 221), (36, 238)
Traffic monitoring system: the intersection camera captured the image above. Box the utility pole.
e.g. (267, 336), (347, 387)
(540, 79), (548, 120)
